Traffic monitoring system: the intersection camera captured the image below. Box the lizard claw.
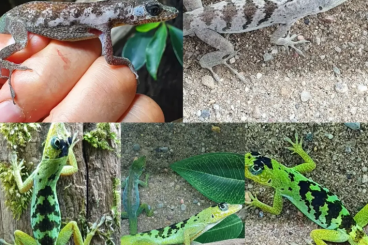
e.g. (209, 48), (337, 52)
(284, 133), (303, 154)
(275, 34), (310, 56)
(245, 191), (258, 205)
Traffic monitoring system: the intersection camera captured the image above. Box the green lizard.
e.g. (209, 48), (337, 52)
(120, 202), (243, 245)
(0, 0), (178, 104)
(121, 156), (153, 235)
(244, 134), (368, 245)
(0, 123), (101, 245)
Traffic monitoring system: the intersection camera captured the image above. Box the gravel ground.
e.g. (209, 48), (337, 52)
(120, 123), (368, 245)
(183, 0), (368, 122)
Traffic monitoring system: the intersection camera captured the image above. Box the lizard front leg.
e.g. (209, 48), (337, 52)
(0, 18), (32, 104)
(310, 229), (349, 245)
(245, 189), (283, 215)
(183, 224), (206, 245)
(11, 155), (35, 193)
(193, 28), (246, 83)
(270, 23), (310, 57)
(97, 26), (138, 79)
(284, 133), (316, 174)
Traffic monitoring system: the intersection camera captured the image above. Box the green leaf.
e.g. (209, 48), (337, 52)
(146, 23), (168, 80)
(170, 153), (245, 204)
(122, 31), (154, 70)
(136, 22), (161, 32)
(167, 25), (183, 66)
(195, 214), (243, 243)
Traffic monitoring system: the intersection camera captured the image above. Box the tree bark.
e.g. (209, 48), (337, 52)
(0, 123), (120, 244)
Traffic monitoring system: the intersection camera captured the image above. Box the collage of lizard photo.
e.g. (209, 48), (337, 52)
(0, 0), (368, 245)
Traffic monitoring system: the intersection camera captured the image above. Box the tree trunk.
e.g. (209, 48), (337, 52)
(0, 123), (121, 244)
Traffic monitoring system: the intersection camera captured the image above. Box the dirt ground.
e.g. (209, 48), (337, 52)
(183, 0), (368, 122)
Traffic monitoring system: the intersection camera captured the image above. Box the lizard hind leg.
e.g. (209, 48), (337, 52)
(310, 229), (349, 245)
(354, 203), (368, 228)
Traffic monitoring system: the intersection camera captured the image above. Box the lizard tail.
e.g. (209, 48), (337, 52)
(129, 217), (138, 235)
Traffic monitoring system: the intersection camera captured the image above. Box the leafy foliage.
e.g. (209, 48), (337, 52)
(0, 155), (33, 220)
(83, 123), (121, 156)
(195, 214), (243, 243)
(123, 22), (183, 80)
(171, 153), (245, 204)
(0, 123), (40, 151)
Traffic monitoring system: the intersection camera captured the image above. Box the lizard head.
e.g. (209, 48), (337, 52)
(197, 203), (242, 227)
(125, 0), (179, 25)
(244, 152), (274, 186)
(131, 156), (146, 174)
(43, 123), (77, 160)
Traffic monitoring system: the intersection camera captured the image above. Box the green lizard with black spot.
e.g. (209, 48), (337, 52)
(244, 134), (368, 245)
(0, 123), (101, 245)
(121, 156), (154, 235)
(120, 202), (243, 245)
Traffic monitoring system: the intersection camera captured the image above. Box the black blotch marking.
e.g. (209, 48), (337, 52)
(243, 1), (258, 29)
(339, 214), (355, 233)
(288, 172), (295, 182)
(38, 235), (56, 245)
(257, 0), (277, 26)
(254, 156), (273, 170)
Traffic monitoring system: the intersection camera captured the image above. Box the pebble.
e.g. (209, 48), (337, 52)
(200, 110), (211, 119)
(193, 199), (198, 204)
(345, 123), (360, 130)
(333, 66), (341, 75)
(363, 175), (368, 184)
(181, 204), (186, 211)
(300, 91), (311, 102)
(253, 107), (262, 119)
(159, 147), (169, 153)
(325, 133), (334, 139)
(256, 73), (263, 79)
(358, 84), (367, 93)
(201, 75), (216, 89)
(363, 167), (367, 172)
(133, 144), (140, 151)
(213, 104), (220, 110)
(229, 57), (236, 64)
(335, 82), (348, 93)
(263, 53), (274, 62)
(157, 203), (164, 209)
(335, 46), (342, 53)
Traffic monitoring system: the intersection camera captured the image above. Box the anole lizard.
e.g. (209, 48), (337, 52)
(244, 134), (368, 245)
(0, 123), (102, 245)
(120, 203), (243, 245)
(0, 0), (178, 104)
(121, 156), (154, 235)
(184, 0), (347, 82)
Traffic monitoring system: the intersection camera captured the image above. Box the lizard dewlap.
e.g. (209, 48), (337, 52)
(244, 134), (368, 245)
(120, 203), (242, 245)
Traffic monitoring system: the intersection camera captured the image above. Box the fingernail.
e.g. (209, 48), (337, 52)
(0, 101), (25, 122)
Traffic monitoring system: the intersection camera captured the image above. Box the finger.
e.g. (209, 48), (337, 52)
(43, 57), (137, 122)
(120, 94), (165, 122)
(0, 33), (50, 85)
(0, 38), (101, 122)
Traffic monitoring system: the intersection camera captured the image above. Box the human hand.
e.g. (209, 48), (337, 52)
(0, 34), (164, 122)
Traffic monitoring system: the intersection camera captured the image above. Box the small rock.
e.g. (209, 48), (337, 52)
(159, 147), (169, 153)
(200, 110), (211, 119)
(181, 204), (187, 211)
(193, 199), (198, 204)
(157, 203), (164, 209)
(325, 133), (334, 139)
(256, 73), (263, 79)
(133, 144), (140, 151)
(345, 123), (360, 130)
(333, 66), (341, 75)
(362, 167), (367, 172)
(263, 53), (274, 62)
(300, 91), (311, 102)
(229, 57), (236, 64)
(213, 104), (220, 110)
(201, 75), (215, 89)
(335, 82), (348, 93)
(362, 175), (368, 184)
(335, 46), (342, 53)
(358, 85), (367, 93)
(253, 107), (262, 119)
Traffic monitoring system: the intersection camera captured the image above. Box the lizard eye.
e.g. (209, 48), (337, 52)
(218, 203), (228, 211)
(51, 137), (61, 150)
(146, 2), (163, 16)
(250, 166), (263, 175)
